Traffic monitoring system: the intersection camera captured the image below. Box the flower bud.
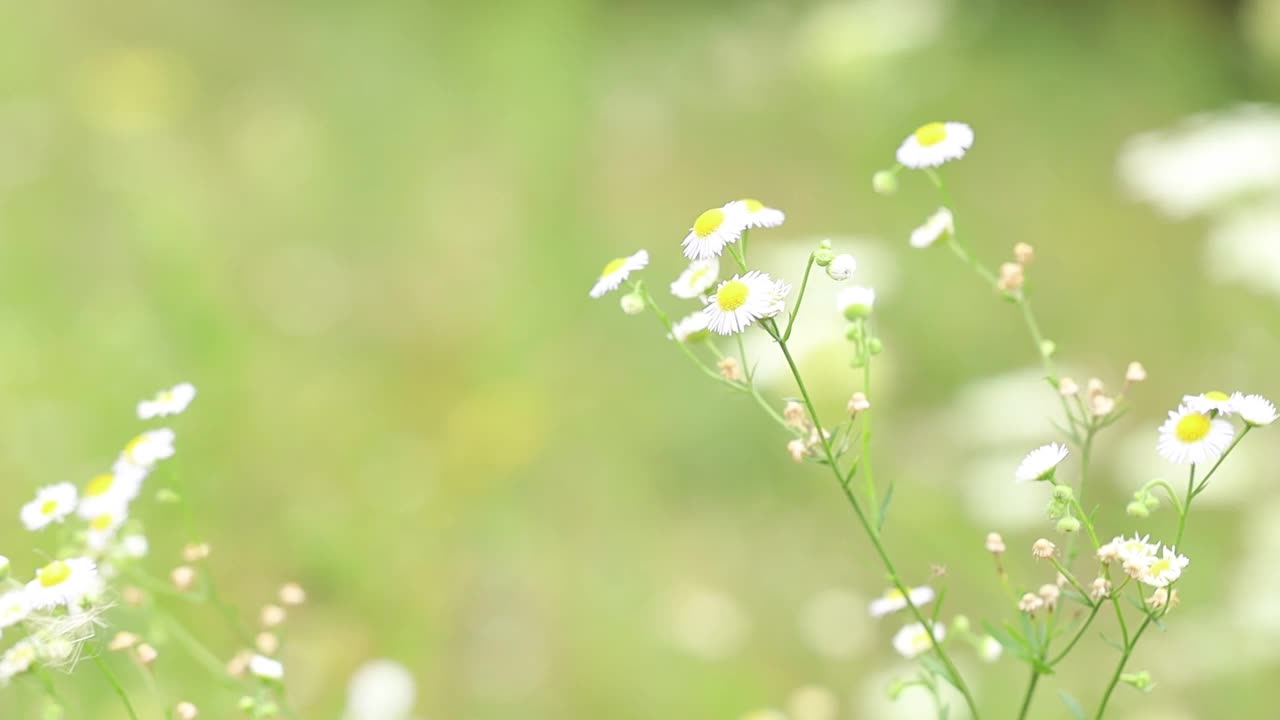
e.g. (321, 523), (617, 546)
(175, 702), (198, 720)
(1032, 538), (1056, 559)
(1038, 583), (1061, 609)
(997, 262), (1024, 291)
(847, 392), (870, 414)
(826, 254), (857, 281)
(619, 293), (645, 315)
(984, 532), (1005, 554)
(182, 543), (211, 563)
(255, 632), (280, 656)
(1119, 671), (1153, 692)
(872, 170), (898, 195)
(260, 604), (287, 628)
(717, 358), (743, 382)
(1058, 377), (1079, 397)
(1018, 592), (1044, 614)
(1126, 501), (1150, 518)
(171, 565), (197, 592)
(1051, 485), (1074, 502)
(1056, 516), (1081, 533)
(1126, 361), (1147, 383)
(135, 643), (159, 667)
(818, 239), (833, 250)
(813, 248), (835, 267)
(279, 583), (307, 606)
(952, 614), (971, 633)
(1013, 242), (1034, 264)
(787, 439), (807, 463)
(867, 337), (883, 355)
(1089, 577), (1111, 602)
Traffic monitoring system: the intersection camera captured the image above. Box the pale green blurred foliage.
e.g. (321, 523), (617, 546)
(0, 0), (1277, 718)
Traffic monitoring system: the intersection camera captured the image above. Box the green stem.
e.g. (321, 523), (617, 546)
(768, 322), (980, 719)
(1016, 666), (1041, 720)
(1093, 616), (1153, 720)
(94, 653), (140, 720)
(860, 329), (878, 528)
(638, 284), (742, 391)
(783, 254), (815, 342)
(1191, 426), (1250, 498)
(1048, 603), (1102, 666)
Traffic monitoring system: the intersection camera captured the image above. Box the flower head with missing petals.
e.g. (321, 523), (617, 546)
(896, 122), (975, 168)
(670, 259), (720, 299)
(868, 586), (934, 618)
(20, 483), (78, 531)
(137, 382), (197, 420)
(670, 312), (710, 343)
(588, 250), (648, 299)
(1015, 443), (1068, 482)
(891, 621), (945, 658)
(1232, 392), (1277, 427)
(910, 208), (954, 248)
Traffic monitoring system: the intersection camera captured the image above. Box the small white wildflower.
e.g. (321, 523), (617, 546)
(250, 654), (284, 681)
(896, 122), (975, 169)
(868, 586), (934, 618)
(0, 591), (31, 629)
(121, 534), (150, 559)
(1139, 546), (1189, 588)
(1157, 404), (1234, 465)
(77, 469), (144, 519)
(20, 483), (78, 531)
(979, 635), (1003, 662)
(1090, 577), (1112, 602)
(588, 250), (649, 299)
(345, 659), (417, 720)
(985, 532), (1006, 554)
(909, 207), (954, 248)
(891, 621), (945, 659)
(731, 198), (785, 230)
(670, 312), (710, 343)
(25, 558), (98, 610)
(1038, 583), (1061, 610)
(137, 382), (197, 420)
(703, 271), (790, 335)
(1126, 362), (1148, 383)
(682, 206), (746, 260)
(1232, 392), (1277, 427)
(826, 254), (857, 281)
(1058, 377), (1080, 396)
(837, 286), (876, 320)
(846, 391), (871, 414)
(670, 258), (720, 299)
(86, 507), (128, 551)
(118, 428), (177, 469)
(1184, 391), (1235, 415)
(1018, 592), (1044, 614)
(1015, 443), (1068, 482)
(1032, 538), (1055, 559)
(0, 640), (37, 683)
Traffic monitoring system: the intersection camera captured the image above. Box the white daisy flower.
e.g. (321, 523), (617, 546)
(0, 591), (31, 629)
(86, 507), (128, 552)
(118, 428), (177, 469)
(0, 640), (37, 683)
(77, 470), (144, 520)
(1139, 546), (1189, 588)
(896, 121), (975, 169)
(1157, 404), (1235, 465)
(1232, 392), (1277, 426)
(838, 286), (876, 320)
(909, 208), (955, 248)
(121, 534), (150, 559)
(682, 207), (746, 260)
(891, 621), (945, 659)
(868, 586), (935, 618)
(670, 312), (711, 343)
(20, 483), (78, 531)
(25, 558), (98, 610)
(1184, 391), (1235, 416)
(670, 259), (720, 299)
(588, 250), (648, 299)
(729, 198), (785, 229)
(1015, 443), (1069, 482)
(250, 654), (285, 681)
(137, 382), (197, 420)
(1111, 534), (1158, 578)
(703, 271), (790, 336)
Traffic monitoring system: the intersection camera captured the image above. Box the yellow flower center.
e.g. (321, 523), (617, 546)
(912, 630), (930, 645)
(90, 514), (115, 531)
(914, 122), (948, 146)
(601, 257), (628, 277)
(1204, 391), (1229, 402)
(1148, 557), (1170, 575)
(1174, 412), (1211, 443)
(716, 280), (750, 311)
(885, 589), (905, 601)
(124, 434), (147, 460)
(85, 474), (115, 497)
(38, 561), (71, 588)
(40, 499), (58, 515)
(694, 208), (725, 238)
(742, 198), (764, 213)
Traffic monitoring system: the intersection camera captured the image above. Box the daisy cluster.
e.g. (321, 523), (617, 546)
(1098, 535), (1190, 589)
(1158, 391), (1275, 465)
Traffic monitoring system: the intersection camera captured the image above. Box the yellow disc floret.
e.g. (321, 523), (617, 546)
(85, 473), (115, 497)
(1204, 391), (1229, 402)
(40, 500), (58, 515)
(914, 122), (948, 146)
(601, 257), (627, 277)
(38, 560), (71, 588)
(1175, 412), (1211, 443)
(716, 280), (750, 311)
(742, 198), (764, 213)
(694, 208), (725, 238)
(90, 514), (115, 531)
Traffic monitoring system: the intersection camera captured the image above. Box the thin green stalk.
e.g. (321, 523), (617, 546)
(783, 254), (815, 341)
(768, 321), (980, 719)
(1016, 665), (1041, 720)
(1049, 603), (1102, 665)
(1192, 426), (1250, 497)
(637, 284), (742, 391)
(859, 325), (878, 527)
(1093, 616), (1153, 720)
(94, 653), (140, 720)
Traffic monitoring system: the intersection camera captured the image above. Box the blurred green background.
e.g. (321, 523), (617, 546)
(1, 0), (1278, 717)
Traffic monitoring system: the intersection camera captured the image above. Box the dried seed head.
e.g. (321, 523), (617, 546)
(135, 643), (159, 667)
(787, 439), (807, 463)
(984, 532), (1006, 554)
(1126, 361), (1147, 383)
(171, 565), (197, 592)
(1013, 242), (1034, 265)
(279, 583), (307, 606)
(182, 543), (211, 563)
(847, 392), (871, 414)
(176, 702), (199, 720)
(717, 357), (743, 382)
(783, 401), (808, 428)
(1032, 538), (1056, 559)
(255, 632), (280, 656)
(260, 604), (287, 628)
(1090, 577), (1112, 602)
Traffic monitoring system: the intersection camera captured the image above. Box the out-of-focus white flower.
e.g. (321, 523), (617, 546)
(896, 122), (974, 168)
(891, 621), (944, 658)
(1205, 204), (1280, 299)
(0, 639), (37, 683)
(20, 483), (78, 531)
(731, 198), (786, 230)
(1233, 393), (1277, 426)
(77, 470), (144, 520)
(837, 286), (876, 320)
(249, 654), (284, 681)
(0, 590), (31, 629)
(121, 534), (149, 559)
(137, 382), (196, 419)
(670, 312), (710, 343)
(979, 635), (1003, 662)
(118, 429), (176, 469)
(589, 250), (648, 299)
(909, 208), (954, 248)
(787, 685), (838, 720)
(344, 659), (417, 720)
(670, 258), (720, 299)
(1158, 405), (1234, 465)
(799, 588), (869, 659)
(1015, 443), (1068, 482)
(682, 206), (746, 261)
(1184, 391), (1236, 416)
(1139, 546), (1189, 588)
(86, 507), (128, 551)
(868, 586), (934, 618)
(703, 271), (790, 335)
(660, 585), (748, 660)
(25, 558), (98, 610)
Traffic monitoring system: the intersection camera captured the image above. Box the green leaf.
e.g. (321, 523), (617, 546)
(918, 653), (959, 690)
(876, 480), (895, 533)
(1100, 633), (1125, 652)
(1059, 690), (1087, 720)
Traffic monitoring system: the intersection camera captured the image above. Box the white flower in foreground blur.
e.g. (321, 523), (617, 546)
(137, 382), (196, 419)
(121, 534), (149, 559)
(682, 206), (746, 260)
(588, 250), (649, 299)
(891, 621), (945, 659)
(0, 591), (31, 629)
(1233, 393), (1277, 426)
(670, 312), (711, 343)
(868, 586), (934, 618)
(826, 254), (857, 281)
(703, 271), (791, 335)
(118, 428), (177, 469)
(1015, 443), (1068, 482)
(1158, 404), (1234, 465)
(1184, 391), (1235, 416)
(670, 258), (720, 299)
(838, 286), (876, 320)
(86, 508), (128, 551)
(910, 207), (954, 248)
(77, 470), (144, 519)
(979, 635), (1003, 662)
(25, 558), (98, 610)
(0, 639), (37, 683)
(344, 659), (417, 720)
(250, 654), (284, 681)
(20, 483), (78, 531)
(731, 198), (786, 230)
(1139, 546), (1189, 588)
(896, 121), (974, 169)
